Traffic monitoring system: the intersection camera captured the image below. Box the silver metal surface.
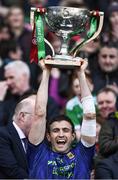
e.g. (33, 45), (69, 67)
(45, 6), (90, 37)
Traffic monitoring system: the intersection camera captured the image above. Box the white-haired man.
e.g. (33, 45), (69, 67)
(0, 61), (33, 126)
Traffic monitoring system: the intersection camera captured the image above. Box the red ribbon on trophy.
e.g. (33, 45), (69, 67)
(30, 22), (38, 64)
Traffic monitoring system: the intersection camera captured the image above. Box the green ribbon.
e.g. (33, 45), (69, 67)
(69, 17), (97, 54)
(87, 17), (97, 38)
(35, 11), (45, 60)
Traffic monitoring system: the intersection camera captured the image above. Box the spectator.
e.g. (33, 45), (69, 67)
(0, 39), (23, 81)
(91, 42), (118, 93)
(101, 1), (118, 43)
(65, 73), (83, 140)
(94, 88), (118, 167)
(0, 19), (18, 82)
(28, 58), (96, 179)
(0, 94), (36, 179)
(6, 6), (32, 62)
(96, 86), (117, 125)
(0, 39), (22, 63)
(66, 69), (95, 140)
(0, 19), (14, 41)
(0, 61), (33, 125)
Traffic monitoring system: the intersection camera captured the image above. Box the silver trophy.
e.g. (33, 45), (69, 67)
(30, 6), (104, 67)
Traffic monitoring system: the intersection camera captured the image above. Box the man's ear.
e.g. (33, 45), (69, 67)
(46, 132), (51, 142)
(18, 112), (25, 123)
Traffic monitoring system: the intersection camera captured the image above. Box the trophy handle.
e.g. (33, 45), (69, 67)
(84, 11), (104, 44)
(44, 38), (55, 57)
(30, 8), (34, 29)
(73, 11), (104, 57)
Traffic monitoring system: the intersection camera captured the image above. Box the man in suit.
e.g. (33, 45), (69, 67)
(0, 94), (36, 179)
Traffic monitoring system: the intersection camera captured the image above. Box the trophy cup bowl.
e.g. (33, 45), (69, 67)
(30, 6), (104, 67)
(45, 7), (90, 37)
(44, 7), (90, 65)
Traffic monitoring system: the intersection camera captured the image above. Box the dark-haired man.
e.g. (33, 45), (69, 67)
(91, 42), (118, 93)
(28, 58), (96, 179)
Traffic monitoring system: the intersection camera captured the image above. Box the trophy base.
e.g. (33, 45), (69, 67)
(44, 55), (81, 68)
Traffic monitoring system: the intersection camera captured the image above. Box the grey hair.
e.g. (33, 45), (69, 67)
(4, 61), (30, 78)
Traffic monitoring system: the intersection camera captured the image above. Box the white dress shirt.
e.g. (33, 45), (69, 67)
(13, 121), (27, 152)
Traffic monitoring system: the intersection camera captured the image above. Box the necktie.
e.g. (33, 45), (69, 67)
(22, 138), (28, 153)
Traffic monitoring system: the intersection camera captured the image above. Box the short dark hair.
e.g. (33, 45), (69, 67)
(97, 86), (117, 98)
(100, 41), (118, 51)
(46, 115), (75, 133)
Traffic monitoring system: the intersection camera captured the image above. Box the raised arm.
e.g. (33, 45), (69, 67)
(77, 59), (96, 146)
(28, 60), (51, 145)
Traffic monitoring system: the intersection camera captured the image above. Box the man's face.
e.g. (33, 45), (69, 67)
(97, 91), (116, 118)
(5, 68), (24, 95)
(18, 96), (36, 137)
(98, 47), (118, 72)
(47, 120), (75, 153)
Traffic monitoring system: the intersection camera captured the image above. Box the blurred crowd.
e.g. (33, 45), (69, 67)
(0, 0), (118, 179)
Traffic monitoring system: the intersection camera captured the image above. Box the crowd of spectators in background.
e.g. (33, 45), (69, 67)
(0, 0), (118, 179)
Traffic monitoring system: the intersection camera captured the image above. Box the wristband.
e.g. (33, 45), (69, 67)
(81, 95), (95, 114)
(81, 119), (96, 137)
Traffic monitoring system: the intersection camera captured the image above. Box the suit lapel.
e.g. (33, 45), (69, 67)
(7, 122), (28, 168)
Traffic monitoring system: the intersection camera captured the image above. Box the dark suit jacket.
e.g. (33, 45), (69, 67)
(95, 151), (118, 179)
(0, 122), (28, 179)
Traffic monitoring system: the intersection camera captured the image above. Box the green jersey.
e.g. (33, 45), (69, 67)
(66, 96), (83, 126)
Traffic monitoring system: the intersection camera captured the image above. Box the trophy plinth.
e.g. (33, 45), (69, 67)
(44, 56), (81, 68)
(30, 7), (104, 68)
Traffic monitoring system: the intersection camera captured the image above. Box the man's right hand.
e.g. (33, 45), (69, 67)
(0, 81), (8, 101)
(39, 55), (52, 73)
